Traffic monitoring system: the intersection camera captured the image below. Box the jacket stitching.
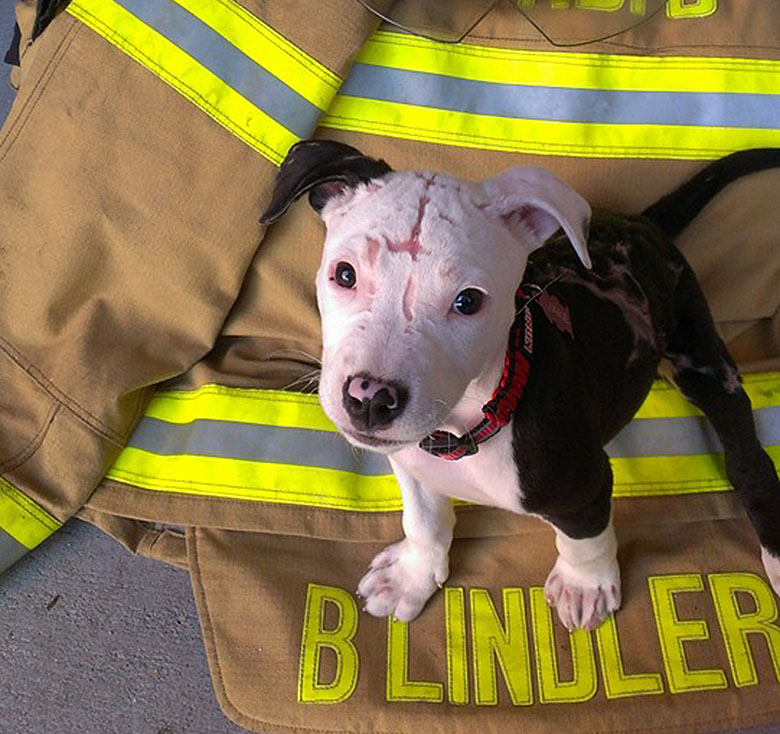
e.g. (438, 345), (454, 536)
(0, 18), (82, 166)
(0, 478), (61, 531)
(209, 0), (341, 90)
(0, 336), (124, 446)
(191, 526), (780, 731)
(321, 113), (739, 157)
(0, 403), (60, 474)
(72, 6), (284, 161)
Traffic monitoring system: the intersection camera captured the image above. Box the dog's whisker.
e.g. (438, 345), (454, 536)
(280, 370), (322, 392)
(349, 444), (366, 464)
(267, 348), (323, 366)
(433, 398), (454, 424)
(295, 380), (320, 395)
(281, 372), (320, 390)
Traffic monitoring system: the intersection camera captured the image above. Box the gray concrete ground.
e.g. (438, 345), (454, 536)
(0, 4), (779, 734)
(0, 521), (243, 734)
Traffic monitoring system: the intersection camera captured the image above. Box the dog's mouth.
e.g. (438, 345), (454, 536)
(342, 429), (416, 452)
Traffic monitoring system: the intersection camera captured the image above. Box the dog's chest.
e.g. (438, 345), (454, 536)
(393, 425), (524, 513)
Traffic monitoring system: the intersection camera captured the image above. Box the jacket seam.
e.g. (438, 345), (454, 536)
(0, 336), (124, 446)
(0, 477), (61, 532)
(0, 17), (82, 166)
(465, 33), (780, 54)
(70, 5), (281, 161)
(321, 113), (738, 158)
(0, 402), (60, 474)
(126, 385), (154, 442)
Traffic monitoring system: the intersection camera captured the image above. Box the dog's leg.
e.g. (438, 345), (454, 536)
(666, 264), (780, 596)
(542, 453), (621, 631)
(357, 458), (455, 622)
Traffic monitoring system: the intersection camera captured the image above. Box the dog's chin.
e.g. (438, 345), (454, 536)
(341, 429), (419, 454)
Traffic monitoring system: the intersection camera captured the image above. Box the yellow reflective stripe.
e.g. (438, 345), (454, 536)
(67, 0), (294, 163)
(613, 454), (727, 498)
(357, 31), (780, 95)
(144, 385), (337, 432)
(66, 0), (338, 164)
(110, 443), (773, 504)
(108, 447), (403, 510)
(322, 30), (780, 160)
(108, 372), (780, 509)
(145, 373), (780, 426)
(322, 97), (780, 160)
(0, 476), (61, 549)
(634, 372), (780, 419)
(169, 0), (339, 109)
(613, 447), (780, 498)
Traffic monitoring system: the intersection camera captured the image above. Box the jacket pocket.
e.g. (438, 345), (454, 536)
(0, 343), (58, 471)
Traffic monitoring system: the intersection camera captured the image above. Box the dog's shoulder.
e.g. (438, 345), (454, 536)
(512, 210), (679, 514)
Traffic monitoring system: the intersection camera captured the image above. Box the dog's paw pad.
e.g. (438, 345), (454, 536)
(544, 557), (621, 632)
(357, 539), (448, 623)
(761, 547), (780, 596)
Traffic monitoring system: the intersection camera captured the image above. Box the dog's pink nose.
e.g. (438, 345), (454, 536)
(343, 374), (408, 431)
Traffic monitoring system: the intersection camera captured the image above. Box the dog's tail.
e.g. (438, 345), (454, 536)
(641, 148), (780, 239)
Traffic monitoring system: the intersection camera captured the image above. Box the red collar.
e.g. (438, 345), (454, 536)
(419, 283), (570, 460)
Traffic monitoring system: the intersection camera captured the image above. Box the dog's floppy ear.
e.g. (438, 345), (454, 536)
(260, 140), (392, 224)
(481, 167), (592, 269)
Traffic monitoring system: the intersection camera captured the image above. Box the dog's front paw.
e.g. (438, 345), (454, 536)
(544, 555), (621, 632)
(357, 539), (449, 623)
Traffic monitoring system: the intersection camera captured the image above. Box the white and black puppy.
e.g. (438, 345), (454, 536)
(261, 142), (780, 631)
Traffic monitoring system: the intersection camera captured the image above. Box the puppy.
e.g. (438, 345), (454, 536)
(261, 142), (780, 631)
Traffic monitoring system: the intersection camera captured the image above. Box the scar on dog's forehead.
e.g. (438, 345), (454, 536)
(365, 237), (381, 267)
(402, 273), (417, 321)
(327, 172), (478, 272)
(372, 173), (473, 260)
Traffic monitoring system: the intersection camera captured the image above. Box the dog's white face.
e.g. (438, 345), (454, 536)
(314, 168), (591, 453)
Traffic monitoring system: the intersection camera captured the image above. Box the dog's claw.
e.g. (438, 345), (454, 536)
(544, 557), (621, 632)
(357, 539), (448, 623)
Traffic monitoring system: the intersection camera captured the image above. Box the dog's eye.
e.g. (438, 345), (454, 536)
(452, 288), (485, 315)
(333, 262), (357, 289)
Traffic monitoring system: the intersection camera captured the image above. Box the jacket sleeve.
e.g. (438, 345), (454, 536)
(0, 0), (388, 573)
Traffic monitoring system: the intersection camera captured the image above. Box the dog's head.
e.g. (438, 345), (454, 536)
(262, 140), (590, 453)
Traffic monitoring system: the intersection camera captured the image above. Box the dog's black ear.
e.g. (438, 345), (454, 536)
(260, 140), (393, 224)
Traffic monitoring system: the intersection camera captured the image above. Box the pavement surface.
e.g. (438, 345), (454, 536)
(0, 4), (778, 734)
(0, 521), (243, 734)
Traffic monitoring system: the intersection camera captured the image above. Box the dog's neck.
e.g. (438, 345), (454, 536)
(438, 343), (507, 436)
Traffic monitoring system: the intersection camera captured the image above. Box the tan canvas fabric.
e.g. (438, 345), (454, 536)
(7, 0), (35, 90)
(188, 507), (780, 734)
(2, 0), (780, 731)
(0, 0), (384, 526)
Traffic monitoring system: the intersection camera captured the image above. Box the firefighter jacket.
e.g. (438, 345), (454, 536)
(1, 1), (780, 731)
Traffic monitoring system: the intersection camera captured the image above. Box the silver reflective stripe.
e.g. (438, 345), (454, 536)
(0, 527), (30, 574)
(606, 406), (780, 458)
(341, 63), (780, 130)
(128, 418), (392, 475)
(116, 0), (323, 137)
(126, 405), (780, 469)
